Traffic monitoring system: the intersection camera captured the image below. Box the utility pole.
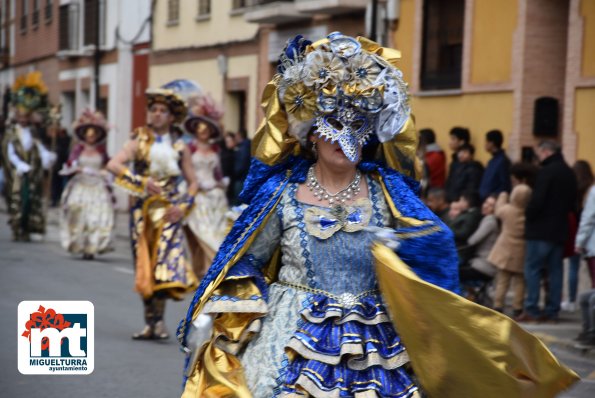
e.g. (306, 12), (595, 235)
(93, 0), (102, 110)
(370, 0), (378, 42)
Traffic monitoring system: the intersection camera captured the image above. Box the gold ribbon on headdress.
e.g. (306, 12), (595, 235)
(251, 76), (299, 165)
(252, 38), (422, 181)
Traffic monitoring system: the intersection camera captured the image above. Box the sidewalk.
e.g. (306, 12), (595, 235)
(521, 311), (595, 359)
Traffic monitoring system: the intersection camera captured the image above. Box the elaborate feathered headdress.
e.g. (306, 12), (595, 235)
(252, 32), (421, 179)
(12, 71), (49, 113)
(184, 92), (223, 137)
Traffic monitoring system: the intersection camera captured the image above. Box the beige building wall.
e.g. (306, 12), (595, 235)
(149, 54), (260, 134)
(581, 0), (595, 77)
(412, 93), (515, 164)
(153, 0), (259, 50)
(574, 88), (595, 164)
(470, 0), (517, 84)
(394, 0), (517, 164)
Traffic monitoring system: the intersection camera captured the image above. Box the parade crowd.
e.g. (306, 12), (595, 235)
(419, 126), (595, 347)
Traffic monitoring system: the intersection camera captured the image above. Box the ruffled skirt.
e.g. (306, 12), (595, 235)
(239, 283), (421, 398)
(60, 173), (114, 255)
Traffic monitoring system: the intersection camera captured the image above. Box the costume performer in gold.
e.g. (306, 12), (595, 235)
(59, 109), (114, 259)
(108, 89), (198, 340)
(184, 100), (229, 279)
(178, 33), (578, 398)
(1, 72), (56, 241)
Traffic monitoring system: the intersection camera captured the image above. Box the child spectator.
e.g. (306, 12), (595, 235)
(489, 184), (532, 317)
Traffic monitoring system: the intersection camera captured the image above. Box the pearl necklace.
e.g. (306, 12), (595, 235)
(306, 165), (362, 206)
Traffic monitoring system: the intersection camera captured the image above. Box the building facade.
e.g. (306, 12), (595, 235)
(1, 0), (150, 156)
(150, 0), (380, 135)
(394, 0), (595, 166)
(56, 0), (151, 155)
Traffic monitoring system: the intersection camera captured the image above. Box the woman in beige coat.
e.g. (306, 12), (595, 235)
(489, 184), (532, 316)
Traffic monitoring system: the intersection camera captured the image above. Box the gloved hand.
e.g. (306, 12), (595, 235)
(16, 162), (31, 176)
(184, 313), (214, 377)
(366, 226), (401, 252)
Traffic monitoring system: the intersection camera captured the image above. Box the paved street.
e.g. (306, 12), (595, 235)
(0, 211), (594, 397)
(0, 212), (191, 397)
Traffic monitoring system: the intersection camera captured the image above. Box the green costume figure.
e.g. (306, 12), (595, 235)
(1, 72), (55, 241)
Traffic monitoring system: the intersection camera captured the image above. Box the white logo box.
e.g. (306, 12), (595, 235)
(18, 301), (94, 375)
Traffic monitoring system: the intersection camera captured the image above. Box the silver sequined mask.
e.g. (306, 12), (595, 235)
(315, 103), (376, 163)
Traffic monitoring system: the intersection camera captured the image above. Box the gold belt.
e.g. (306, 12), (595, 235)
(277, 280), (378, 307)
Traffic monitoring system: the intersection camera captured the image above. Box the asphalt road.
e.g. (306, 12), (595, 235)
(0, 213), (192, 397)
(0, 211), (594, 397)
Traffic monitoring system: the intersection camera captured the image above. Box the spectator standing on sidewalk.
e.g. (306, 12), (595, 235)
(510, 161), (538, 188)
(562, 160), (595, 313)
(419, 128), (446, 189)
(489, 184), (532, 317)
(446, 144), (484, 203)
(516, 140), (578, 323)
(479, 130), (511, 201)
(576, 177), (595, 288)
(445, 127), (470, 202)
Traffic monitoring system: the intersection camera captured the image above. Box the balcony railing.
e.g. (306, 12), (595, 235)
(243, 0), (308, 24)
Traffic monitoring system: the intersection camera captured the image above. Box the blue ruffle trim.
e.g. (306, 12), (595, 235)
(282, 360), (419, 397)
(281, 293), (417, 397)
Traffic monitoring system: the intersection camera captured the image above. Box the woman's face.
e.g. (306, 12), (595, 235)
(482, 196), (496, 216)
(196, 122), (211, 142)
(224, 134), (236, 149)
(85, 128), (98, 145)
(312, 134), (361, 172)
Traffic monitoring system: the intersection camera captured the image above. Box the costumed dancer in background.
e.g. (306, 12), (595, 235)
(178, 33), (578, 398)
(59, 109), (114, 259)
(1, 72), (56, 241)
(184, 94), (229, 279)
(107, 89), (198, 340)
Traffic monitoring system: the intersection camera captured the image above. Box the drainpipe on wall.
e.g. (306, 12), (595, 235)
(93, 0), (102, 110)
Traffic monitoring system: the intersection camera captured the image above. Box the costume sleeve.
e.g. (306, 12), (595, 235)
(202, 210), (282, 315)
(467, 216), (497, 246)
(36, 142), (57, 169)
(7, 142), (30, 174)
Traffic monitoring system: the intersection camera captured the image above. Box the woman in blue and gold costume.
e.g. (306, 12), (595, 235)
(178, 33), (578, 398)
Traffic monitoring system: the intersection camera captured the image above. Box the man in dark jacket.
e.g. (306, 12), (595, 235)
(479, 130), (511, 200)
(517, 140), (578, 323)
(446, 144), (484, 203)
(445, 126), (470, 202)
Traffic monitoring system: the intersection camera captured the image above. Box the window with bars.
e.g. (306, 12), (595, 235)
(59, 3), (79, 50)
(45, 0), (53, 23)
(167, 0), (179, 24)
(420, 0), (465, 90)
(232, 0), (247, 9)
(32, 0), (40, 27)
(84, 0), (105, 46)
(20, 0), (28, 32)
(197, 0), (210, 16)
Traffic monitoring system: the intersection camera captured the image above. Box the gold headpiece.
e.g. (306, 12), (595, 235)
(146, 88), (188, 124)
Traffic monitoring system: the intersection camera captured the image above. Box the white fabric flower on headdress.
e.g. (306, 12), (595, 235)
(303, 51), (347, 88)
(374, 69), (410, 143)
(283, 64), (304, 85)
(349, 53), (382, 90)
